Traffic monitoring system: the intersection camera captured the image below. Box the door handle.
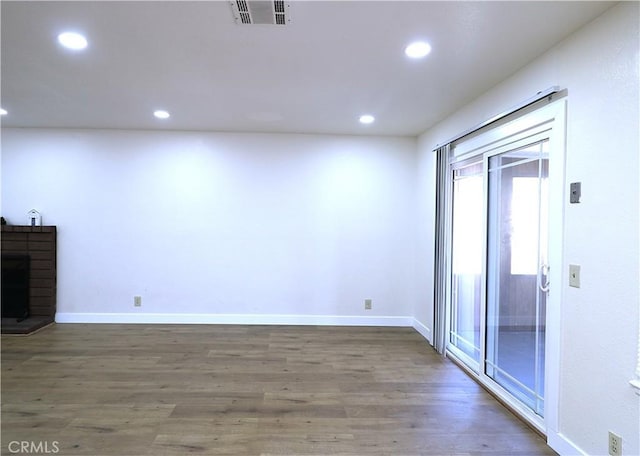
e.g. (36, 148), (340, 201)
(539, 264), (550, 293)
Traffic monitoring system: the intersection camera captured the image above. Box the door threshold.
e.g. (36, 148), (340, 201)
(446, 351), (547, 439)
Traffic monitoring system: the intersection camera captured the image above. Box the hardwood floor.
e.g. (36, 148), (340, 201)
(1, 324), (556, 455)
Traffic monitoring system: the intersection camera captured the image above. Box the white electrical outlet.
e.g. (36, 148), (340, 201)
(364, 299), (372, 310)
(609, 431), (622, 456)
(134, 296), (142, 307)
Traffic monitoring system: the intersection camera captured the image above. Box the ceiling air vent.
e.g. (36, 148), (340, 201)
(230, 1), (291, 25)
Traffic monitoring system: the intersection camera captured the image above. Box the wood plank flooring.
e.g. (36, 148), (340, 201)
(1, 324), (556, 455)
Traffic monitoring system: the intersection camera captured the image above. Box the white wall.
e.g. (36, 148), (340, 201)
(416, 3), (639, 455)
(1, 129), (418, 325)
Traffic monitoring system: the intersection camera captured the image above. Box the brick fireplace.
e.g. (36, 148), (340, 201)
(1, 225), (57, 334)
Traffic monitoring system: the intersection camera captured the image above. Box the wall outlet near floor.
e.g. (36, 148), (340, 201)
(609, 431), (622, 456)
(134, 296), (142, 307)
(364, 299), (372, 310)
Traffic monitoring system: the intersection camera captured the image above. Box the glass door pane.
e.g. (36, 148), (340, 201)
(485, 141), (549, 416)
(449, 161), (483, 364)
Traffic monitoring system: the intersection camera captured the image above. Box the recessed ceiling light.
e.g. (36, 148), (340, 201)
(154, 110), (170, 119)
(57, 32), (88, 51)
(0, 108), (7, 116)
(405, 41), (431, 59)
(359, 114), (375, 125)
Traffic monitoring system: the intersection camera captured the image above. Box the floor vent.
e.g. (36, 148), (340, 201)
(230, 1), (291, 26)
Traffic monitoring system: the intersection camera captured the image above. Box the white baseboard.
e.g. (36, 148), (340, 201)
(547, 432), (585, 455)
(411, 318), (432, 344)
(55, 312), (414, 327)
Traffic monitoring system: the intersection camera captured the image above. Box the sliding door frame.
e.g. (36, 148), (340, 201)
(444, 99), (567, 436)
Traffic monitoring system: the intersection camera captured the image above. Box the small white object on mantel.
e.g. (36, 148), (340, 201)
(27, 209), (41, 226)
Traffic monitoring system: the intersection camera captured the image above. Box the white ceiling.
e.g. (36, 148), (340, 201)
(1, 1), (613, 136)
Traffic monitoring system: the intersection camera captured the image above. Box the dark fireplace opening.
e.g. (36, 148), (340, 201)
(2, 254), (30, 322)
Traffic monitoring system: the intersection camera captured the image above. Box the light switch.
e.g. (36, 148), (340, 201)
(569, 264), (581, 288)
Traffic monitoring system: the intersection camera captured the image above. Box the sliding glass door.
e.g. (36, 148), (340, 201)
(485, 141), (549, 417)
(438, 99), (565, 434)
(446, 135), (552, 425)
